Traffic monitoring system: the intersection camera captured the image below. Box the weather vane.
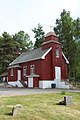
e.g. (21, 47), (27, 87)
(50, 26), (53, 31)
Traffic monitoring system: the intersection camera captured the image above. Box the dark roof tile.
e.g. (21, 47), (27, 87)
(9, 47), (50, 66)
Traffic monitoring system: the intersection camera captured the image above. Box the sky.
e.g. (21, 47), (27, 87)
(0, 0), (80, 43)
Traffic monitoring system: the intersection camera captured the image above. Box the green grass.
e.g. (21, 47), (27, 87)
(0, 92), (80, 120)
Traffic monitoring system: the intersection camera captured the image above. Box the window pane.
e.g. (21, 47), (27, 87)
(11, 68), (14, 76)
(56, 49), (59, 58)
(30, 65), (35, 75)
(23, 66), (27, 75)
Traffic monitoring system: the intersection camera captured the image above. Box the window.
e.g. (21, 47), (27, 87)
(30, 65), (35, 75)
(11, 68), (14, 76)
(56, 49), (59, 58)
(23, 66), (27, 76)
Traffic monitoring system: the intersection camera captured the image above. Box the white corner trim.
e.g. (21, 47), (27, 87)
(62, 52), (69, 64)
(41, 47), (52, 59)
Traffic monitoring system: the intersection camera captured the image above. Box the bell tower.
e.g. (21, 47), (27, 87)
(42, 31), (60, 50)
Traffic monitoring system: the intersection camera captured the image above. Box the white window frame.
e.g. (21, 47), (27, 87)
(56, 49), (59, 58)
(11, 68), (14, 76)
(30, 65), (35, 75)
(23, 66), (27, 76)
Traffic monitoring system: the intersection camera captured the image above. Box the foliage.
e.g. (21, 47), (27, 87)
(13, 31), (33, 53)
(54, 9), (80, 79)
(0, 31), (33, 74)
(73, 17), (80, 41)
(32, 23), (45, 48)
(54, 9), (75, 59)
(72, 18), (80, 79)
(0, 32), (18, 73)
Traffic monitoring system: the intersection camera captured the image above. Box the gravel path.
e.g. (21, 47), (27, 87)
(0, 87), (80, 96)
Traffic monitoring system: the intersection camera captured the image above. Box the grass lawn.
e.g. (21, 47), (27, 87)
(0, 92), (80, 120)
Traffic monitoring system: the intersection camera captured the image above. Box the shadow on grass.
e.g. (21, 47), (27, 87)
(56, 101), (66, 105)
(5, 112), (12, 116)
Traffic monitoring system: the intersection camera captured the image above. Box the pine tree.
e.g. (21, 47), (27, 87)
(32, 23), (45, 48)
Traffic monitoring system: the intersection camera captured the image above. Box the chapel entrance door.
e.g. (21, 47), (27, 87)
(18, 70), (21, 81)
(28, 77), (33, 88)
(55, 67), (61, 82)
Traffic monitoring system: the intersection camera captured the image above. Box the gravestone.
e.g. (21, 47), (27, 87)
(64, 96), (72, 106)
(12, 104), (22, 116)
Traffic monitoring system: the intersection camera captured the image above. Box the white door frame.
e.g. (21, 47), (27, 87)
(55, 66), (61, 82)
(28, 77), (33, 88)
(18, 70), (21, 81)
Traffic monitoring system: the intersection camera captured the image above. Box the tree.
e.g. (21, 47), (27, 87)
(54, 9), (79, 79)
(73, 18), (80, 79)
(0, 31), (33, 74)
(13, 31), (33, 53)
(73, 17), (80, 41)
(0, 32), (18, 73)
(32, 23), (45, 48)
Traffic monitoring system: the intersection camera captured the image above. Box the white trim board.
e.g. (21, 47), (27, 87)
(41, 47), (52, 59)
(62, 52), (69, 64)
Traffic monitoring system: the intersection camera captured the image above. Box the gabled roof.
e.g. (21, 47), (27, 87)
(9, 47), (52, 66)
(8, 65), (22, 69)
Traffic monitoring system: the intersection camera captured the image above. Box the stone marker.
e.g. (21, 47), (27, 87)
(64, 96), (72, 106)
(12, 104), (22, 116)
